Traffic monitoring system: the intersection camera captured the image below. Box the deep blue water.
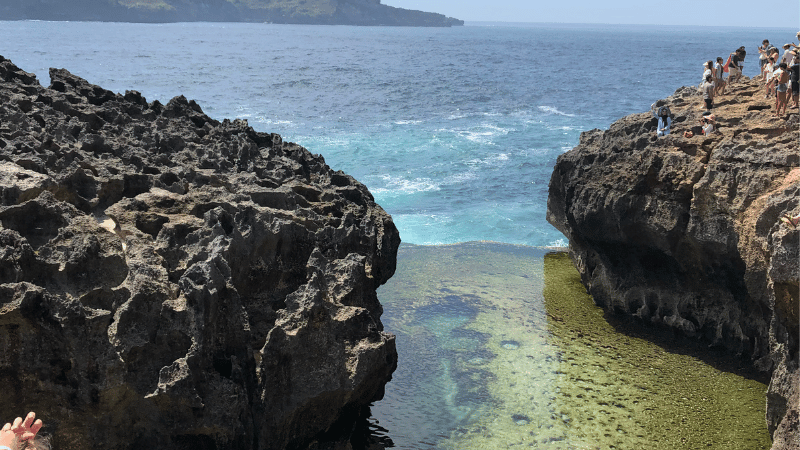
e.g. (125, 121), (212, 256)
(2, 21), (794, 246)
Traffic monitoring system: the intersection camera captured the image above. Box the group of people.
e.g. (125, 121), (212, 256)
(756, 37), (800, 115)
(654, 32), (800, 137)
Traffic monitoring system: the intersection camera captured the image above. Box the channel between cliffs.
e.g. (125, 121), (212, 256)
(547, 79), (799, 449)
(0, 55), (400, 449)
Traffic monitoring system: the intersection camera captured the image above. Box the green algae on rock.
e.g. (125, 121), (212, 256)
(373, 243), (771, 449)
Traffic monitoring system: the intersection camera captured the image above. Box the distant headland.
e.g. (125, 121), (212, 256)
(0, 0), (464, 26)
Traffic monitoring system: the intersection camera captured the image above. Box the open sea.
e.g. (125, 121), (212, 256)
(1, 21), (793, 448)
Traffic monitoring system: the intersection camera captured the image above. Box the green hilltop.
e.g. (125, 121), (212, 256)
(0, 0), (464, 26)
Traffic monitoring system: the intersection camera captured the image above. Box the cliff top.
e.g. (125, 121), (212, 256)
(547, 75), (798, 449)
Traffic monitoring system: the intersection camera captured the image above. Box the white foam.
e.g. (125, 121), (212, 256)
(538, 105), (575, 117)
(394, 120), (423, 125)
(437, 123), (513, 145)
(466, 152), (511, 167)
(443, 171), (479, 185)
(371, 175), (441, 196)
(258, 118), (293, 126)
(548, 238), (569, 248)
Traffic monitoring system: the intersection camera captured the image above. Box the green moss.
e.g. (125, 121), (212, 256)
(542, 252), (771, 449)
(375, 244), (771, 449)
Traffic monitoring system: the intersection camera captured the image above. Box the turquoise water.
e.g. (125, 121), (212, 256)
(2, 21), (794, 245)
(0, 22), (787, 448)
(373, 244), (770, 449)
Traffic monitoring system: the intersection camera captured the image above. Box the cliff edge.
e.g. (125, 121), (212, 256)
(0, 55), (400, 449)
(547, 78), (799, 448)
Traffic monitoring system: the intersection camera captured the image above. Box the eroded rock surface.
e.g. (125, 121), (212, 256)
(547, 78), (798, 449)
(0, 55), (400, 449)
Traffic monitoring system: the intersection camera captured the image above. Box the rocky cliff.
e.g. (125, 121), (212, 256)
(547, 78), (799, 448)
(0, 0), (464, 26)
(0, 55), (400, 449)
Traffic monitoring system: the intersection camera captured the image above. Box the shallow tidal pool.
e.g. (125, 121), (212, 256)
(370, 242), (771, 449)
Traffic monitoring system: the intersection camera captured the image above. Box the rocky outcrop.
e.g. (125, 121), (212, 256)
(0, 55), (400, 449)
(0, 0), (464, 26)
(547, 78), (799, 448)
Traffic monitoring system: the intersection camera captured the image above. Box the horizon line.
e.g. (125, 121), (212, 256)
(461, 21), (798, 30)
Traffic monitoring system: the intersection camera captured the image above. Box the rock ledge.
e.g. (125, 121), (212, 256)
(548, 78), (798, 449)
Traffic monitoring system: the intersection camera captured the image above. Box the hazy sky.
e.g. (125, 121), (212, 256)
(382, 0), (799, 28)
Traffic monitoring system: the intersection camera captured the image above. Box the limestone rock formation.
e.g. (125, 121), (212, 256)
(547, 78), (799, 449)
(0, 55), (400, 449)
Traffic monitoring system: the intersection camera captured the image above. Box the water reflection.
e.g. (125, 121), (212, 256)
(371, 243), (770, 449)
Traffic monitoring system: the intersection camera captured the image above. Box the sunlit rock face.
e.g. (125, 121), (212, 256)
(547, 79), (799, 449)
(0, 55), (400, 450)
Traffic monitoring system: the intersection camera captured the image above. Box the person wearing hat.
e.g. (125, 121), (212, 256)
(781, 43), (795, 66)
(759, 40), (776, 78)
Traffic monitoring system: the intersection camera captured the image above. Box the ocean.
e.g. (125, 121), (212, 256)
(4, 21), (795, 246)
(1, 21), (793, 448)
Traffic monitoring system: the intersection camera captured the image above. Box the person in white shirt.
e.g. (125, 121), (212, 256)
(781, 43), (795, 66)
(713, 57), (726, 95)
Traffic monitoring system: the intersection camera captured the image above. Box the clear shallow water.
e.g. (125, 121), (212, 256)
(1, 21), (795, 245)
(374, 243), (770, 449)
(0, 22), (785, 448)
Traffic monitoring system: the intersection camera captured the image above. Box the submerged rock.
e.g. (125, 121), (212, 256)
(0, 55), (400, 449)
(547, 78), (798, 448)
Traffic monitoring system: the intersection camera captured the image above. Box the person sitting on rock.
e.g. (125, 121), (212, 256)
(700, 114), (716, 135)
(0, 412), (49, 450)
(652, 105), (672, 136)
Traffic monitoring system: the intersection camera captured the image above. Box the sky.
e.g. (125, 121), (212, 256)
(381, 0), (799, 28)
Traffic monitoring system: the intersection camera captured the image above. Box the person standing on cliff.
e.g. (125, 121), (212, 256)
(789, 54), (799, 109)
(714, 57), (726, 95)
(701, 60), (713, 86)
(773, 62), (791, 116)
(701, 74), (715, 111)
(758, 40), (776, 78)
(729, 48), (744, 84)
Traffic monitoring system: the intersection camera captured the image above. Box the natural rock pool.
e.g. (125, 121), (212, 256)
(371, 242), (771, 449)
